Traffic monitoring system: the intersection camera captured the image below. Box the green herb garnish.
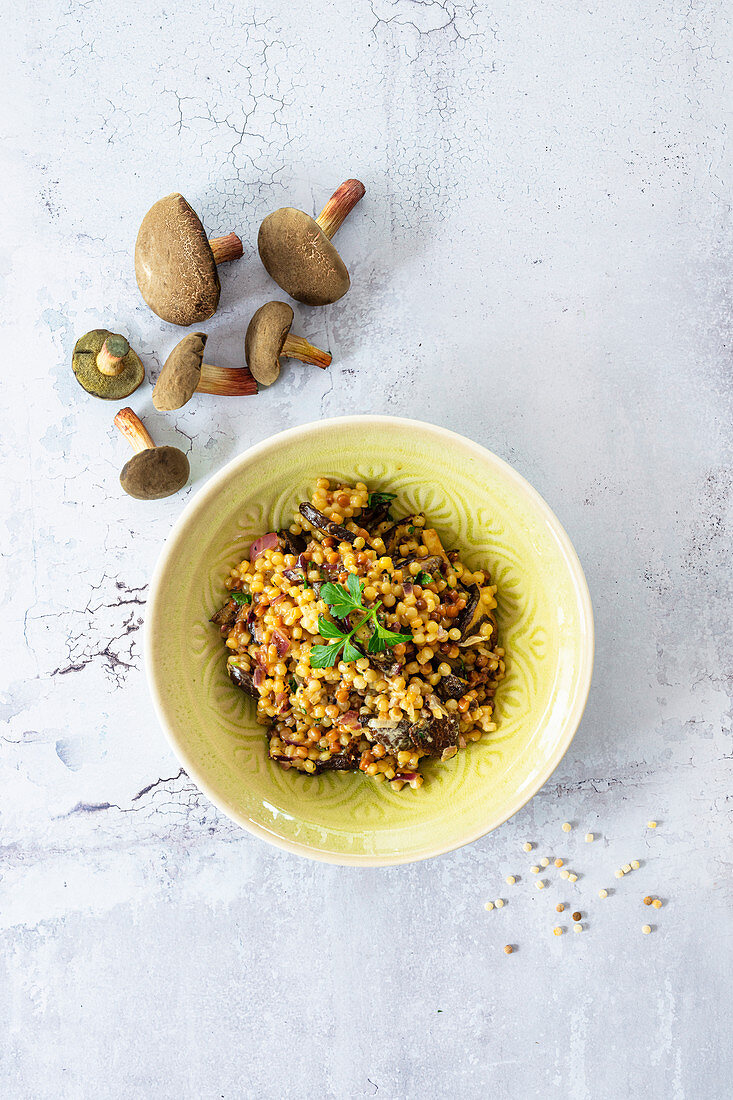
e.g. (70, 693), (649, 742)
(417, 571), (433, 586)
(309, 575), (412, 668)
(231, 592), (252, 605)
(289, 676), (298, 693)
(367, 491), (397, 509)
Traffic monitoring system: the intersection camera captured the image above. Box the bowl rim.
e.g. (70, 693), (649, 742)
(144, 414), (595, 866)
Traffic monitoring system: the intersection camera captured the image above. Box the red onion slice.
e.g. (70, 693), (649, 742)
(250, 532), (279, 560)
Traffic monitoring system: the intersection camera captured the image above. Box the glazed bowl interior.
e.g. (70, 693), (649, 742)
(145, 416), (593, 864)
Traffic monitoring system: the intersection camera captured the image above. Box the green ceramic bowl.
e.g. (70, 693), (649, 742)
(145, 416), (593, 864)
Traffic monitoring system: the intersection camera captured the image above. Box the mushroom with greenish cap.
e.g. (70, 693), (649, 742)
(245, 302), (332, 387)
(72, 329), (145, 400)
(114, 407), (190, 500)
(257, 179), (365, 306)
(135, 193), (243, 326)
(152, 332), (258, 411)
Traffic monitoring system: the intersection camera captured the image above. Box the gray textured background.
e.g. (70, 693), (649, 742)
(2, 1), (732, 1097)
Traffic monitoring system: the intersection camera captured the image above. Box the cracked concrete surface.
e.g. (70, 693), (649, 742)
(1, 0), (732, 1097)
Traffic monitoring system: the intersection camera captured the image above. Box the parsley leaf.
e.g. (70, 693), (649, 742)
(321, 581), (362, 617)
(367, 491), (397, 508)
(312, 577), (410, 670)
(342, 638), (363, 663)
(417, 571), (433, 586)
(366, 631), (387, 654)
(317, 615), (346, 640)
(375, 623), (412, 645)
(310, 642), (344, 668)
(231, 592), (252, 605)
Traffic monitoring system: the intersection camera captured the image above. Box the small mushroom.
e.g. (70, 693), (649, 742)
(152, 332), (257, 411)
(72, 329), (144, 400)
(245, 302), (332, 386)
(135, 193), (243, 326)
(114, 407), (189, 500)
(258, 179), (365, 306)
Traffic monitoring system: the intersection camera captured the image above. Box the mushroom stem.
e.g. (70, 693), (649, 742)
(209, 233), (244, 264)
(197, 364), (258, 396)
(281, 334), (332, 370)
(315, 180), (366, 240)
(96, 335), (130, 377)
(114, 407), (155, 454)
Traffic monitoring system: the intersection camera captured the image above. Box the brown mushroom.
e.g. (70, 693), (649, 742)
(114, 407), (189, 500)
(135, 193), (243, 326)
(72, 329), (144, 400)
(257, 179), (365, 306)
(245, 302), (331, 386)
(152, 332), (257, 411)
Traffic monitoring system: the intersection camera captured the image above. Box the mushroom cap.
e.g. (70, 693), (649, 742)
(258, 208), (350, 306)
(135, 193), (220, 326)
(153, 332), (208, 411)
(119, 446), (190, 500)
(245, 301), (294, 386)
(72, 329), (144, 400)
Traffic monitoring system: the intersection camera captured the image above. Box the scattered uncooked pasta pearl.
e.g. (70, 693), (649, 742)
(484, 902), (494, 911)
(642, 924), (652, 934)
(585, 833), (594, 842)
(652, 899), (662, 910)
(643, 896), (652, 906)
(568, 873), (578, 883)
(495, 899), (504, 908)
(530, 866), (540, 874)
(630, 860), (640, 870)
(647, 821), (657, 829)
(598, 889), (608, 899)
(504, 945), (513, 954)
(553, 926), (563, 936)
(622, 863), (632, 874)
(523, 842), (533, 852)
(540, 857), (550, 867)
(562, 822), (572, 832)
(560, 869), (570, 880)
(573, 923), (583, 933)
(554, 858), (564, 868)
(572, 911), (582, 922)
(556, 903), (565, 913)
(505, 875), (516, 885)
(536, 880), (546, 890)
(615, 869), (625, 879)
